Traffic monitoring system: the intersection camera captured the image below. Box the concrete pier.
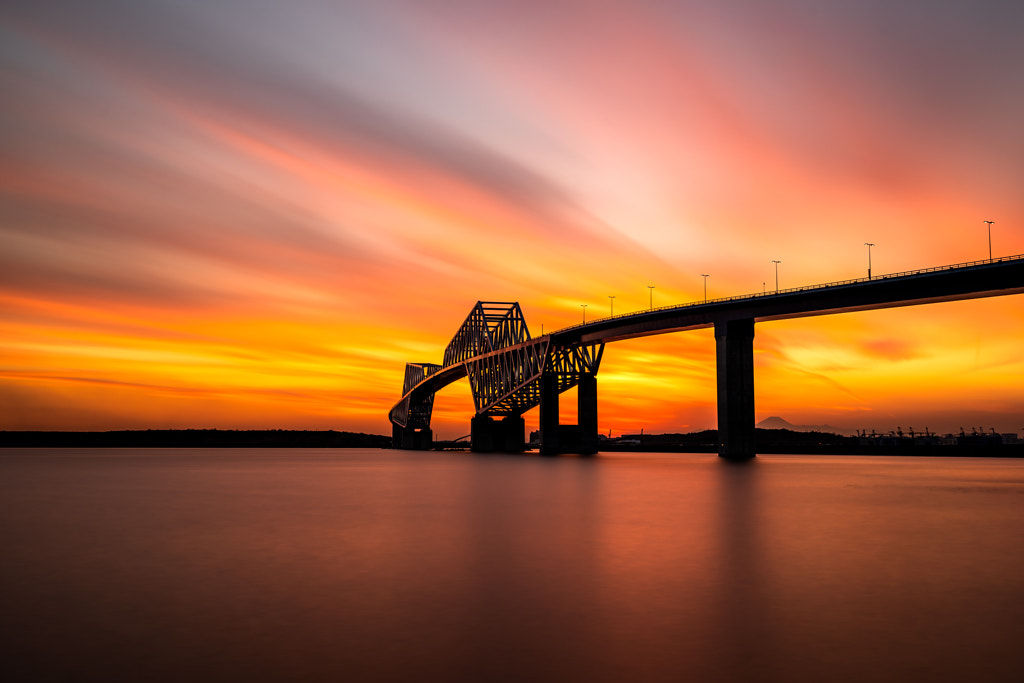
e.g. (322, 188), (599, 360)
(471, 415), (526, 452)
(468, 417), (524, 454)
(539, 373), (560, 455)
(393, 424), (432, 450)
(715, 318), (756, 459)
(539, 372), (598, 455)
(577, 373), (599, 455)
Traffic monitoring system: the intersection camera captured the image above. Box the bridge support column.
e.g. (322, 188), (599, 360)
(471, 416), (496, 452)
(539, 373), (598, 455)
(539, 373), (560, 455)
(499, 416), (526, 453)
(715, 318), (756, 459)
(471, 415), (526, 452)
(393, 425), (432, 450)
(578, 373), (598, 455)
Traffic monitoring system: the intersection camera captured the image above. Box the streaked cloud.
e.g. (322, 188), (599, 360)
(1, 0), (1022, 435)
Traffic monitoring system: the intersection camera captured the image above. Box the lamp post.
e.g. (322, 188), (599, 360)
(771, 260), (781, 293)
(648, 285), (655, 310)
(701, 274), (710, 302)
(984, 220), (994, 260)
(580, 304), (588, 323)
(608, 295), (615, 317)
(864, 243), (874, 279)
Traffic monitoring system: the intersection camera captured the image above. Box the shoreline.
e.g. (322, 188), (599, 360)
(0, 429), (391, 449)
(3, 428), (1022, 457)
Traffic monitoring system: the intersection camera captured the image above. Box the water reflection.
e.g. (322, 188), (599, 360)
(1, 450), (1023, 682)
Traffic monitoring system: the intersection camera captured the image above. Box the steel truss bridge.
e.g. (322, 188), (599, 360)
(389, 255), (1024, 458)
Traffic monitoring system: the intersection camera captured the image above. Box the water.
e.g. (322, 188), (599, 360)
(2, 448), (1023, 682)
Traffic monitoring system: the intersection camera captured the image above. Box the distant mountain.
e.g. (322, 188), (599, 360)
(756, 416), (849, 436)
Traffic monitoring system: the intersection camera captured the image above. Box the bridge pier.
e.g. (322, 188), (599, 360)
(470, 416), (495, 452)
(471, 415), (525, 452)
(539, 373), (560, 455)
(715, 318), (756, 459)
(539, 372), (598, 455)
(578, 373), (599, 454)
(392, 424), (433, 450)
(501, 416), (526, 452)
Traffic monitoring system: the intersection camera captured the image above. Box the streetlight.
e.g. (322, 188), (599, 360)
(608, 295), (615, 317)
(984, 220), (994, 260)
(864, 243), (874, 279)
(701, 274), (710, 302)
(771, 260), (781, 293)
(580, 304), (588, 323)
(647, 285), (655, 310)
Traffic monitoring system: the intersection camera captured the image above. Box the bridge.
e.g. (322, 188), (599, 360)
(389, 255), (1024, 458)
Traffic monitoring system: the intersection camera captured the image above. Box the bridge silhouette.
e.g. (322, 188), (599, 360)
(389, 255), (1024, 458)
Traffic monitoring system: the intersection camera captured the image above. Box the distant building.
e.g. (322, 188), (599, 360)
(957, 432), (1002, 447)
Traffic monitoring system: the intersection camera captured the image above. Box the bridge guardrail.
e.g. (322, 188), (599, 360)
(550, 253), (1024, 335)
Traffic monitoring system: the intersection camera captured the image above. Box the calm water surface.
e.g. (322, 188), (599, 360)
(2, 448), (1023, 682)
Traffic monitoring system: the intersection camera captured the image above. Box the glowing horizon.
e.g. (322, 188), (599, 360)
(2, 0), (1023, 438)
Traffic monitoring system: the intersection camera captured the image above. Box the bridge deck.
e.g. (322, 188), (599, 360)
(554, 254), (1024, 345)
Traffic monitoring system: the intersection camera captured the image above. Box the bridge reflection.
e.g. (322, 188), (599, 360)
(389, 255), (1024, 458)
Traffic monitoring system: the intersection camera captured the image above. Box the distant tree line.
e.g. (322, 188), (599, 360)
(603, 428), (1024, 456)
(0, 429), (392, 448)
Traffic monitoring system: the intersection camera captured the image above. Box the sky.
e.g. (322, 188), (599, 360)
(2, 0), (1023, 438)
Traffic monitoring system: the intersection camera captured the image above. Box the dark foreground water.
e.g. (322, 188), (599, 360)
(2, 449), (1023, 682)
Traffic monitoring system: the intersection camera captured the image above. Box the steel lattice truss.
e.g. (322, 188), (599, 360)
(469, 339), (604, 415)
(390, 362), (442, 428)
(545, 342), (604, 393)
(404, 362), (442, 394)
(443, 302), (531, 367)
(390, 301), (604, 428)
(466, 338), (549, 415)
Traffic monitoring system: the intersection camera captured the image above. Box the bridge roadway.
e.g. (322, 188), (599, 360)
(391, 255), (1024, 457)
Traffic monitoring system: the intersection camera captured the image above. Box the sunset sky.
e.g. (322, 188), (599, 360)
(2, 0), (1023, 439)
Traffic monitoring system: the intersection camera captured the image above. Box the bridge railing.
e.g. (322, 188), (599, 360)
(551, 253), (1024, 335)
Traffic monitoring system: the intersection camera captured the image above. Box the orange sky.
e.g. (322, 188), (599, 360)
(2, 0), (1023, 438)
